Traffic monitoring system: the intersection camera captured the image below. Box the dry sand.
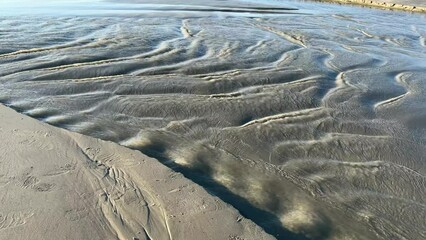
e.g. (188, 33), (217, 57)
(315, 0), (426, 13)
(0, 104), (273, 240)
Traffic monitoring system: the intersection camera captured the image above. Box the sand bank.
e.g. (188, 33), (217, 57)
(315, 0), (426, 13)
(0, 104), (273, 240)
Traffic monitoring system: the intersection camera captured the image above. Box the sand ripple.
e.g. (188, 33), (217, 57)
(1, 1), (426, 239)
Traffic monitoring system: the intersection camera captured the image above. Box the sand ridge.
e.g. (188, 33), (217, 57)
(0, 104), (273, 240)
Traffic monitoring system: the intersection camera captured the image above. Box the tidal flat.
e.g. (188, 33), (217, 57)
(0, 0), (425, 239)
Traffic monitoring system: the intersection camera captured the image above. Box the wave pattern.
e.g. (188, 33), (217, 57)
(1, 3), (426, 240)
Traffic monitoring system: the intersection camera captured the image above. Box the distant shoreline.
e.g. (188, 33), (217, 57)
(315, 0), (426, 13)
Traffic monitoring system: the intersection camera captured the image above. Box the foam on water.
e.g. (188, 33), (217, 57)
(0, 0), (425, 239)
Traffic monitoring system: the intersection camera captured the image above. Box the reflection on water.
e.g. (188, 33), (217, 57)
(0, 0), (425, 239)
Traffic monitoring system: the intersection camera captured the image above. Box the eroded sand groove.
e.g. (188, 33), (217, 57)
(0, 2), (426, 239)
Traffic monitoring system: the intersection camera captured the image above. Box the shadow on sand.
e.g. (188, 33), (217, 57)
(136, 143), (313, 240)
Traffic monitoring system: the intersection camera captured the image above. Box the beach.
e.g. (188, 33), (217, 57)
(0, 104), (273, 240)
(315, 0), (426, 13)
(0, 0), (425, 239)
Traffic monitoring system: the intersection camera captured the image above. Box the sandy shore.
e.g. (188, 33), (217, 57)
(0, 104), (273, 240)
(1, 1), (426, 239)
(315, 0), (426, 13)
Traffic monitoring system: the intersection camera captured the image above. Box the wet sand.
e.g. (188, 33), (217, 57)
(0, 0), (425, 239)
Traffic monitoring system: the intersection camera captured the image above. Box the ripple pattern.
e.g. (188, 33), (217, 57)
(1, 3), (426, 239)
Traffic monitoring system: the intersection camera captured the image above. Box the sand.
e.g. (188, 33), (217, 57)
(315, 0), (426, 13)
(1, 0), (426, 239)
(0, 104), (273, 240)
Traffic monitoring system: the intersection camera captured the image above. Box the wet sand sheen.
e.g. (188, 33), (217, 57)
(0, 0), (426, 239)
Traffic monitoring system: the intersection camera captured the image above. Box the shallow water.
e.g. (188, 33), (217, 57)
(1, 0), (425, 239)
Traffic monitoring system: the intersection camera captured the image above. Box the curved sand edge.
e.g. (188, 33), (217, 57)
(315, 0), (426, 13)
(0, 104), (274, 240)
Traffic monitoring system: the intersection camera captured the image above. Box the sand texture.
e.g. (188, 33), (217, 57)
(0, 0), (426, 239)
(315, 0), (426, 13)
(0, 105), (273, 240)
